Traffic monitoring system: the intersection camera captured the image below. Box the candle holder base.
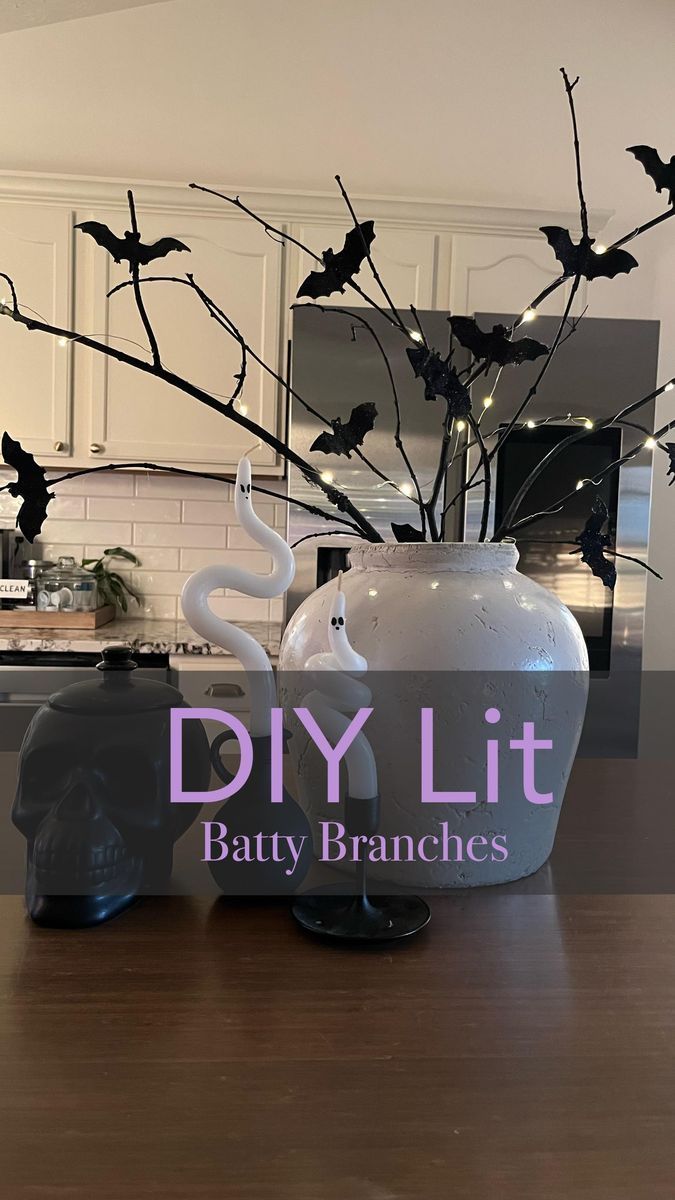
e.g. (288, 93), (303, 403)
(291, 893), (430, 943)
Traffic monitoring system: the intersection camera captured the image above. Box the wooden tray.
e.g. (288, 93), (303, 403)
(0, 605), (116, 629)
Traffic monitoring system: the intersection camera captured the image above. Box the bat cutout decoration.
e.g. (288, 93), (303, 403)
(1, 432), (54, 542)
(75, 221), (190, 271)
(406, 346), (472, 416)
(448, 316), (548, 369)
(664, 443), (675, 485)
(540, 226), (638, 281)
(571, 495), (616, 590)
(627, 146), (675, 206)
(297, 222), (376, 300)
(310, 402), (377, 458)
(391, 522), (425, 543)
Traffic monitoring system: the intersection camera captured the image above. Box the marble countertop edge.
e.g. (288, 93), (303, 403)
(0, 617), (283, 659)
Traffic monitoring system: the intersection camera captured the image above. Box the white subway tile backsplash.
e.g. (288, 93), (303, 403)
(47, 496), (86, 521)
(36, 520), (132, 545)
(138, 594), (178, 620)
(88, 498), (182, 523)
(0, 493), (20, 522)
(123, 546), (179, 571)
(182, 500), (237, 526)
(20, 470), (289, 624)
(133, 522), (226, 549)
(47, 471), (135, 497)
(135, 474), (233, 502)
(38, 543), (85, 562)
(206, 595), (274, 622)
(131, 570), (190, 596)
(227, 525), (267, 550)
(269, 598), (284, 622)
(179, 547), (273, 573)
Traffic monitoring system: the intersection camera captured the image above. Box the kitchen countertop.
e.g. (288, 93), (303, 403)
(1, 756), (675, 1198)
(0, 616), (283, 658)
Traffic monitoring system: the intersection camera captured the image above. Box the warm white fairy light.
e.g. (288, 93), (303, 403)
(57, 337), (68, 348)
(583, 418), (594, 430)
(482, 395), (493, 409)
(409, 329), (424, 343)
(593, 243), (607, 255)
(521, 308), (537, 323)
(238, 402), (248, 416)
(320, 470), (334, 484)
(400, 481), (414, 497)
(575, 480), (585, 491)
(526, 419), (536, 429)
(455, 419), (466, 432)
(665, 382), (674, 393)
(645, 436), (657, 450)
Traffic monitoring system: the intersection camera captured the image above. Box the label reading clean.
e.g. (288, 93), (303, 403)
(0, 580), (30, 599)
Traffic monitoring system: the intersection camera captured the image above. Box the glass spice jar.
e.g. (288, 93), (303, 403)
(37, 556), (98, 613)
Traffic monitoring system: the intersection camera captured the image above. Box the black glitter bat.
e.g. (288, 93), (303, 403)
(406, 346), (472, 416)
(310, 402), (377, 458)
(627, 145), (675, 206)
(572, 495), (616, 590)
(540, 226), (638, 281)
(391, 522), (425, 543)
(448, 316), (548, 369)
(664, 443), (675, 485)
(297, 222), (376, 300)
(1, 432), (54, 542)
(75, 221), (190, 271)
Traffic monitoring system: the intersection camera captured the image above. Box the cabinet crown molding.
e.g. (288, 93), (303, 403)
(0, 170), (611, 238)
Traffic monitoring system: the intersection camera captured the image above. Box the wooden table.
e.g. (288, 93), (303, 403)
(1, 758), (675, 1198)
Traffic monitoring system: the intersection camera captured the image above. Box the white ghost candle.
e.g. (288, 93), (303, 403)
(303, 573), (378, 800)
(181, 457), (295, 737)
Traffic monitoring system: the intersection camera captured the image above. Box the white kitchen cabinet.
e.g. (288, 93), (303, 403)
(83, 208), (286, 473)
(288, 222), (438, 315)
(0, 203), (73, 460)
(0, 173), (593, 485)
(448, 231), (584, 317)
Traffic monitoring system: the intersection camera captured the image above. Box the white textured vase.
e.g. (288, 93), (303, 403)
(279, 542), (589, 887)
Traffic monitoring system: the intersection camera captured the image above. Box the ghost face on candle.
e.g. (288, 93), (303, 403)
(328, 588), (368, 676)
(236, 457), (253, 516)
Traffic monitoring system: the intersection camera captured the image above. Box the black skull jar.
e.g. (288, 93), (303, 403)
(12, 645), (210, 928)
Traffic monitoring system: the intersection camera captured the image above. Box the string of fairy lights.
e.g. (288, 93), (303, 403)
(4, 288), (671, 507)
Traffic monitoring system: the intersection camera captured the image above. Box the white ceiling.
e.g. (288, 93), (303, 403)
(0, 0), (169, 34)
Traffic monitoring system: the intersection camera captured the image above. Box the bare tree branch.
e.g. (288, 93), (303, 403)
(0, 273), (383, 543)
(296, 302), (427, 537)
(126, 190), (161, 369)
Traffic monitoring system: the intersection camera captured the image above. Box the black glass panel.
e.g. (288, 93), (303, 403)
(494, 424), (621, 671)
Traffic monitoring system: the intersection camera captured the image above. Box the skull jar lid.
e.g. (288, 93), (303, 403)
(47, 644), (186, 716)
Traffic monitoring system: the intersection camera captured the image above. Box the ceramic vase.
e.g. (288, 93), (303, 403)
(278, 542), (589, 887)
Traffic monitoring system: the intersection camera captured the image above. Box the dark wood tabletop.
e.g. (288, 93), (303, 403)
(1, 757), (675, 1199)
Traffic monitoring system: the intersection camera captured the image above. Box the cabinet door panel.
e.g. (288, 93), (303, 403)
(86, 211), (283, 471)
(0, 204), (73, 458)
(291, 223), (437, 312)
(449, 232), (583, 316)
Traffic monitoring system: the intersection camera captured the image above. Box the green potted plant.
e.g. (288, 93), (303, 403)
(81, 547), (142, 614)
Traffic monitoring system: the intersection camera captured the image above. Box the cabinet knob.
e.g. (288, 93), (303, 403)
(90, 443), (104, 454)
(53, 440), (65, 453)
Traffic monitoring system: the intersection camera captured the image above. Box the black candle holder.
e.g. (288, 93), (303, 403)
(292, 795), (430, 943)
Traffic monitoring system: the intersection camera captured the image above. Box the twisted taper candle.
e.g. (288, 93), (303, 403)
(181, 457), (295, 736)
